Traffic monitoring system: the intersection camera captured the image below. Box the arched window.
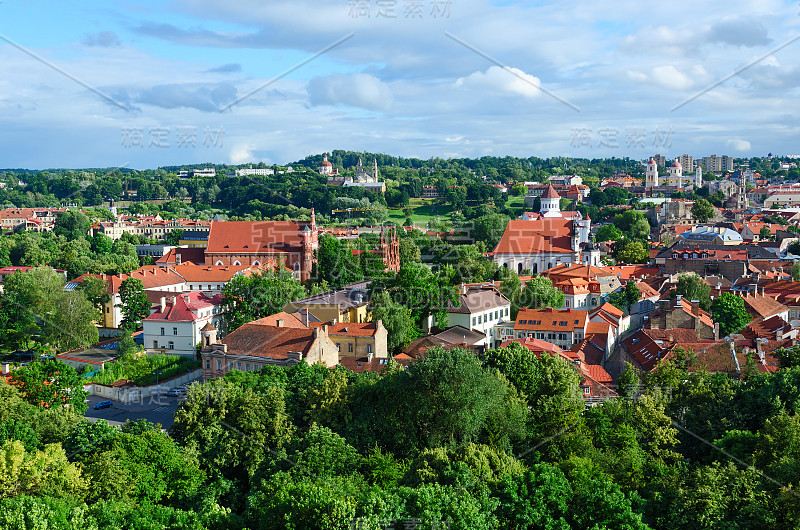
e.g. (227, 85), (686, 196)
(215, 260), (224, 266)
(294, 262), (301, 272)
(518, 263), (523, 274)
(233, 260), (241, 266)
(252, 260), (260, 266)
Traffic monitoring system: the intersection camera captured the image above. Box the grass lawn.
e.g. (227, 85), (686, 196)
(88, 354), (200, 386)
(387, 199), (455, 226)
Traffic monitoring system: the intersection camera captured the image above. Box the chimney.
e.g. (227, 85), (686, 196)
(676, 294), (683, 304)
(714, 322), (720, 341)
(690, 299), (700, 316)
(461, 283), (467, 295)
(176, 253), (182, 265)
(160, 296), (166, 313)
(1, 363), (9, 375)
(276, 319), (284, 327)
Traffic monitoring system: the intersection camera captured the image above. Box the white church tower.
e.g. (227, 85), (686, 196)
(645, 158), (659, 188)
(540, 185), (562, 217)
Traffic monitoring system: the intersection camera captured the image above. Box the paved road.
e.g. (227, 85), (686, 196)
(84, 394), (185, 429)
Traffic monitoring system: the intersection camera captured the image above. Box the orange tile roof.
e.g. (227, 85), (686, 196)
(309, 321), (379, 337)
(514, 307), (587, 332)
(493, 218), (575, 255)
(206, 220), (309, 254)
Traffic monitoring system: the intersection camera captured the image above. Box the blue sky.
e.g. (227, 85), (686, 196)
(1, 0), (799, 169)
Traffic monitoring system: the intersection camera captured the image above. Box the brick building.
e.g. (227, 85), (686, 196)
(204, 210), (318, 281)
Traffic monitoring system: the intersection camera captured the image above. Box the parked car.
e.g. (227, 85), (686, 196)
(93, 400), (113, 410)
(165, 388), (182, 397)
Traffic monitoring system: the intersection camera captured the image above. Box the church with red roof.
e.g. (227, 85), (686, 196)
(493, 185), (593, 274)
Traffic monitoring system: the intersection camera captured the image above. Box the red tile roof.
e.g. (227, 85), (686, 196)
(206, 220), (309, 254)
(541, 185), (561, 199)
(145, 291), (223, 322)
(493, 218), (575, 255)
(309, 321), (379, 337)
(222, 324), (318, 360)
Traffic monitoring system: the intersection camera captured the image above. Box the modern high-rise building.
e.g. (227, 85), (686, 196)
(652, 154), (667, 167)
(721, 155), (734, 172)
(679, 154), (694, 173)
(699, 155), (723, 172)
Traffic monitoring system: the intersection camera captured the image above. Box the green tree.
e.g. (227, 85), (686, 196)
(53, 210), (90, 241)
(118, 277), (150, 331)
(613, 210), (651, 240)
(9, 360), (88, 414)
(170, 379), (294, 493)
(671, 272), (712, 311)
(371, 290), (418, 352)
(371, 262), (459, 329)
(777, 345), (800, 369)
(691, 198), (716, 222)
(711, 292), (751, 337)
(83, 427), (205, 505)
(315, 233), (364, 288)
(91, 233), (113, 254)
(497, 268), (523, 319)
(759, 225), (772, 241)
(0, 440), (87, 499)
(222, 269), (307, 332)
(40, 290), (100, 351)
(595, 224), (623, 242)
(608, 280), (640, 313)
(471, 213), (510, 248)
(78, 276), (110, 312)
(166, 228), (184, 246)
(399, 237), (421, 265)
(615, 240), (649, 264)
(520, 275), (565, 309)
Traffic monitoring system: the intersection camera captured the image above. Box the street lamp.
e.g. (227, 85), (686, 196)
(153, 370), (162, 395)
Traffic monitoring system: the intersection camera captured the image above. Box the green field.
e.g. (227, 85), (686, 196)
(386, 199), (455, 227)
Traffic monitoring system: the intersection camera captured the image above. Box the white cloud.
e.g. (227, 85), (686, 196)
(651, 65), (694, 90)
(229, 144), (256, 164)
(307, 73), (393, 112)
(455, 66), (541, 98)
(727, 138), (751, 152)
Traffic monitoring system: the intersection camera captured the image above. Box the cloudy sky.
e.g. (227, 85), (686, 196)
(1, 0), (798, 169)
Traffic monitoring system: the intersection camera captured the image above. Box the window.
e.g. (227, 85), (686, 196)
(472, 316), (476, 326)
(575, 320), (579, 324)
(216, 360), (222, 370)
(348, 343), (353, 353)
(505, 308), (509, 316)
(566, 300), (569, 308)
(336, 343), (341, 351)
(236, 362), (242, 370)
(494, 310), (498, 319)
(205, 360), (210, 369)
(168, 341), (174, 350)
(245, 363), (250, 371)
(173, 327), (178, 335)
(160, 327), (165, 336)
(153, 341), (158, 348)
(208, 285), (211, 290)
(584, 387), (590, 395)
(367, 344), (372, 354)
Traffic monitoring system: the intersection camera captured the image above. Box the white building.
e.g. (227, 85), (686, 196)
(235, 167), (275, 176)
(493, 186), (592, 274)
(143, 292), (224, 357)
(442, 284), (512, 347)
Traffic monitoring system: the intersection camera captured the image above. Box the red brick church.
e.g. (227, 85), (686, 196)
(205, 210), (319, 281)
